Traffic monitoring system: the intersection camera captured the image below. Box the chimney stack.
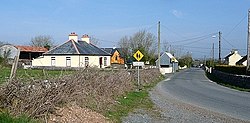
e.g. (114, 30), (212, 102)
(81, 34), (90, 43)
(68, 32), (78, 42)
(231, 49), (238, 54)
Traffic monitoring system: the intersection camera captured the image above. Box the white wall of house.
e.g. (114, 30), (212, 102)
(242, 60), (247, 66)
(159, 67), (174, 74)
(32, 55), (111, 68)
(179, 65), (187, 70)
(228, 52), (242, 65)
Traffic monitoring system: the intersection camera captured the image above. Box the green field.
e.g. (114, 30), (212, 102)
(0, 67), (73, 84)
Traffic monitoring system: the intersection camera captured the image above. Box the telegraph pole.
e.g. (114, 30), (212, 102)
(204, 55), (206, 66)
(212, 43), (214, 66)
(219, 31), (222, 63)
(158, 21), (161, 69)
(169, 45), (171, 53)
(247, 10), (250, 72)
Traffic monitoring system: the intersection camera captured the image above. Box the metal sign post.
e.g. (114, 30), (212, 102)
(133, 50), (144, 91)
(137, 66), (140, 89)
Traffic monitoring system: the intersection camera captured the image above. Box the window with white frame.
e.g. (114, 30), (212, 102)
(104, 57), (107, 66)
(51, 57), (56, 66)
(66, 57), (71, 67)
(85, 57), (89, 67)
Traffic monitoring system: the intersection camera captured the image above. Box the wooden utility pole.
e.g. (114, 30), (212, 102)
(169, 45), (171, 53)
(247, 9), (250, 72)
(158, 21), (161, 69)
(211, 43), (214, 66)
(219, 31), (222, 63)
(9, 49), (20, 82)
(204, 55), (206, 66)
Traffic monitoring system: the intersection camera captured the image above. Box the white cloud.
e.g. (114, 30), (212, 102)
(171, 9), (183, 18)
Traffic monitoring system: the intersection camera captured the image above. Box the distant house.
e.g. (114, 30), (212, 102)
(224, 50), (242, 66)
(16, 45), (48, 60)
(236, 55), (247, 66)
(0, 44), (48, 64)
(32, 33), (111, 68)
(155, 52), (178, 74)
(101, 47), (125, 64)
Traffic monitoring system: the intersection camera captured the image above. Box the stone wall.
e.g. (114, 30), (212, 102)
(212, 69), (250, 89)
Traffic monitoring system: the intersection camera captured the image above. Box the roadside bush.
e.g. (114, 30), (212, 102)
(0, 68), (161, 121)
(0, 57), (3, 64)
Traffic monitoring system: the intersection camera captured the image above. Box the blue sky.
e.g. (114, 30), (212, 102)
(0, 0), (249, 58)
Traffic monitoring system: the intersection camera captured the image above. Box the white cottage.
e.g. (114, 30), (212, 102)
(236, 55), (247, 66)
(155, 52), (178, 74)
(224, 50), (242, 66)
(32, 33), (111, 68)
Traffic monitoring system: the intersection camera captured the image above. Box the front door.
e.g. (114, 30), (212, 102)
(99, 57), (103, 68)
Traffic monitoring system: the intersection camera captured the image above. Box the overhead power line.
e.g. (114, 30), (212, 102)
(221, 37), (235, 48)
(161, 24), (186, 39)
(225, 15), (247, 37)
(180, 36), (211, 45)
(168, 32), (218, 43)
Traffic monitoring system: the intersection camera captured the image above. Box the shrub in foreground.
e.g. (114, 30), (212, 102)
(0, 68), (161, 122)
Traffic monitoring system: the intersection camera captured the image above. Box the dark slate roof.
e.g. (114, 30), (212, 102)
(77, 41), (110, 55)
(101, 48), (115, 54)
(224, 52), (234, 59)
(236, 55), (247, 65)
(45, 40), (111, 56)
(101, 48), (125, 58)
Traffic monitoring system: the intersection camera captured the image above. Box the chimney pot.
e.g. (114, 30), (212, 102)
(68, 32), (78, 42)
(81, 34), (90, 43)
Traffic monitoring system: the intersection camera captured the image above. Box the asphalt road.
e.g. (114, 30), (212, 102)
(161, 68), (250, 121)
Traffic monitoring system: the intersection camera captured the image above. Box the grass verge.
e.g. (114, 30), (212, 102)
(106, 75), (165, 123)
(206, 72), (250, 92)
(0, 67), (73, 84)
(0, 112), (38, 123)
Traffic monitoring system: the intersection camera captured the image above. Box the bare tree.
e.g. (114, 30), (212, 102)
(118, 30), (157, 64)
(119, 36), (132, 58)
(0, 48), (11, 65)
(90, 36), (100, 46)
(30, 35), (54, 49)
(178, 52), (193, 67)
(0, 41), (11, 65)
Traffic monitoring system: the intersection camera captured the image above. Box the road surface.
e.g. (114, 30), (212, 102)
(123, 68), (250, 123)
(159, 68), (250, 122)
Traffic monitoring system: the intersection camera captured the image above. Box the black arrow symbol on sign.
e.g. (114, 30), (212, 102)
(137, 53), (140, 58)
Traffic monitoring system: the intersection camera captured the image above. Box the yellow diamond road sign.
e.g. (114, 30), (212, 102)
(133, 50), (144, 61)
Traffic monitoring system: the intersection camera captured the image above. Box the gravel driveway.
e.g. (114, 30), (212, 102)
(122, 72), (250, 123)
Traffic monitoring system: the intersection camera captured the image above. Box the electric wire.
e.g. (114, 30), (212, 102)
(161, 24), (186, 39)
(221, 36), (235, 48)
(225, 15), (247, 37)
(167, 32), (218, 43)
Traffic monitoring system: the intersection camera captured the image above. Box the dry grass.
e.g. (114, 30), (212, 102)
(0, 68), (161, 122)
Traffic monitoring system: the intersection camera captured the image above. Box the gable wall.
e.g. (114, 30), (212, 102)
(243, 60), (247, 66)
(229, 54), (242, 65)
(111, 50), (124, 64)
(160, 53), (171, 66)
